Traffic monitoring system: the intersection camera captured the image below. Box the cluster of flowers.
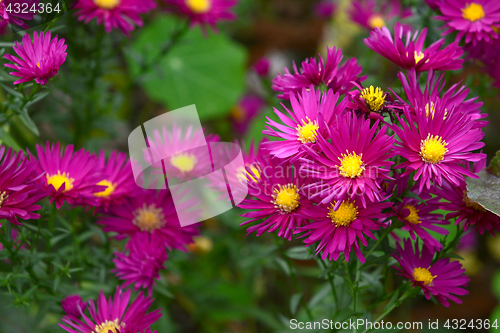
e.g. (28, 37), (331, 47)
(237, 19), (498, 307)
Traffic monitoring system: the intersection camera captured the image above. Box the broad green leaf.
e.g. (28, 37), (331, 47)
(466, 170), (500, 216)
(286, 246), (314, 260)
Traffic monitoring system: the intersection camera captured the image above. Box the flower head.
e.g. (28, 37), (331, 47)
(230, 94), (266, 135)
(3, 31), (66, 85)
(348, 0), (412, 30)
(393, 239), (470, 307)
(0, 0), (39, 29)
(314, 1), (336, 20)
(253, 57), (270, 77)
(62, 295), (87, 319)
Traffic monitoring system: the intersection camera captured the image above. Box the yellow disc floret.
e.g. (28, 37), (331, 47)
(186, 0), (211, 13)
(272, 184), (300, 213)
(368, 15), (386, 29)
(338, 151), (365, 178)
(420, 134), (448, 164)
(94, 319), (124, 333)
(170, 153), (197, 173)
(93, 0), (120, 10)
(237, 164), (261, 183)
(132, 203), (166, 232)
(296, 118), (319, 144)
(0, 191), (8, 207)
(414, 51), (425, 64)
(361, 86), (386, 112)
(328, 200), (358, 227)
(94, 180), (117, 197)
(413, 267), (436, 285)
(462, 3), (485, 22)
(46, 171), (74, 192)
(403, 204), (421, 224)
(463, 190), (486, 212)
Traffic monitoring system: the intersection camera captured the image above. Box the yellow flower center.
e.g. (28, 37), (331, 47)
(296, 118), (319, 144)
(328, 200), (358, 227)
(403, 204), (421, 224)
(132, 204), (166, 232)
(414, 51), (425, 63)
(368, 15), (386, 29)
(46, 171), (74, 192)
(170, 153), (197, 173)
(338, 151), (365, 178)
(463, 191), (486, 212)
(93, 0), (120, 9)
(419, 134), (448, 164)
(94, 319), (124, 333)
(237, 164), (261, 183)
(361, 86), (385, 112)
(425, 102), (448, 120)
(0, 191), (8, 207)
(462, 3), (485, 22)
(94, 180), (116, 197)
(186, 0), (211, 13)
(412, 267), (436, 285)
(272, 184), (300, 213)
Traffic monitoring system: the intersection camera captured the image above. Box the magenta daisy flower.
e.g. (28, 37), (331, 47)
(296, 197), (392, 263)
(253, 57), (270, 77)
(74, 0), (156, 35)
(94, 151), (137, 210)
(364, 23), (464, 72)
(97, 188), (199, 251)
(263, 87), (348, 163)
(393, 238), (470, 307)
(348, 0), (412, 30)
(62, 295), (87, 319)
(0, 0), (38, 29)
(164, 0), (237, 32)
(392, 100), (486, 192)
(301, 112), (394, 208)
(59, 287), (162, 333)
(394, 193), (449, 252)
(435, 0), (500, 44)
(230, 94), (266, 135)
(314, 1), (336, 20)
(36, 142), (102, 209)
(0, 146), (45, 225)
(112, 232), (168, 294)
(272, 47), (366, 100)
(3, 31), (67, 85)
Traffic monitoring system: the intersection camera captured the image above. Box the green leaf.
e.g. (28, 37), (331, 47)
(0, 125), (21, 150)
(18, 108), (39, 136)
(286, 246), (314, 260)
(130, 16), (247, 121)
(383, 289), (400, 313)
(289, 293), (302, 315)
(466, 170), (500, 216)
(274, 257), (291, 276)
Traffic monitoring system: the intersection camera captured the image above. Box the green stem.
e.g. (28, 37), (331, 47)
(317, 257), (339, 310)
(364, 223), (397, 260)
(45, 203), (57, 274)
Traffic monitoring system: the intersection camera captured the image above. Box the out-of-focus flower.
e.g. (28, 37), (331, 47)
(61, 295), (87, 319)
(0, 21), (8, 35)
(230, 94), (266, 135)
(435, 0), (500, 45)
(348, 0), (412, 30)
(393, 239), (470, 307)
(187, 235), (213, 254)
(36, 142), (102, 209)
(424, 0), (440, 11)
(457, 228), (478, 251)
(364, 23), (464, 72)
(296, 196), (392, 263)
(0, 146), (45, 225)
(97, 188), (199, 251)
(59, 287), (162, 333)
(314, 1), (336, 20)
(112, 233), (168, 294)
(164, 0), (237, 32)
(253, 57), (270, 77)
(3, 31), (67, 85)
(74, 0), (156, 35)
(272, 47), (365, 100)
(263, 87), (347, 163)
(0, 0), (38, 29)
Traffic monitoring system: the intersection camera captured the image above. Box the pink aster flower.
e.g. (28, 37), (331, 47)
(348, 0), (412, 30)
(263, 87), (347, 163)
(230, 94), (266, 135)
(112, 233), (168, 295)
(393, 238), (470, 307)
(0, 146), (45, 225)
(301, 112), (394, 208)
(435, 0), (500, 45)
(164, 0), (237, 32)
(253, 57), (270, 77)
(35, 142), (102, 209)
(272, 47), (366, 100)
(62, 295), (87, 319)
(59, 287), (162, 333)
(314, 1), (336, 20)
(74, 0), (156, 35)
(3, 31), (67, 85)
(296, 196), (392, 263)
(364, 23), (464, 72)
(0, 0), (38, 29)
(97, 188), (199, 251)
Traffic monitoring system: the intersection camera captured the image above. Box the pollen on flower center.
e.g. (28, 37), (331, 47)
(94, 319), (125, 333)
(414, 51), (425, 63)
(413, 267), (436, 285)
(403, 204), (421, 224)
(133, 204), (166, 232)
(462, 3), (485, 22)
(0, 191), (8, 207)
(94, 180), (116, 197)
(419, 134), (448, 164)
(328, 200), (358, 227)
(237, 164), (261, 183)
(361, 86), (386, 111)
(170, 153), (197, 173)
(296, 118), (319, 144)
(46, 171), (74, 192)
(368, 15), (385, 29)
(186, 0), (211, 13)
(338, 151), (365, 178)
(425, 102), (448, 120)
(463, 190), (486, 212)
(272, 184), (300, 213)
(93, 0), (120, 9)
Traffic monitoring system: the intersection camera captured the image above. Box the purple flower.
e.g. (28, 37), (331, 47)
(59, 287), (162, 333)
(61, 295), (87, 319)
(393, 238), (470, 307)
(230, 94), (266, 135)
(364, 23), (464, 72)
(314, 1), (336, 20)
(348, 0), (412, 30)
(253, 57), (270, 77)
(3, 31), (66, 85)
(272, 47), (365, 100)
(0, 0), (38, 29)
